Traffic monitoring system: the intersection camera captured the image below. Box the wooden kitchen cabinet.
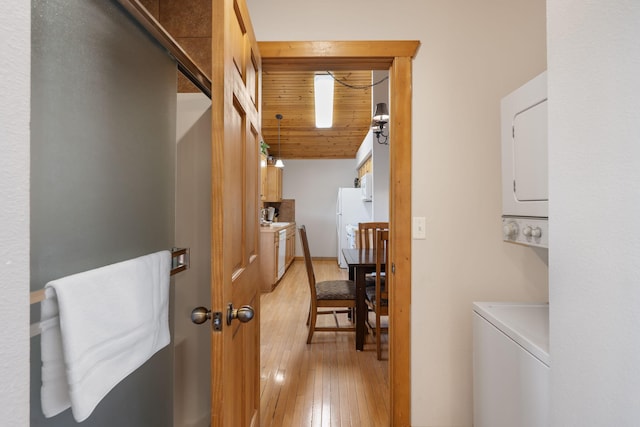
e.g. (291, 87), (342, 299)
(260, 222), (295, 292)
(260, 154), (268, 201)
(261, 164), (282, 202)
(285, 224), (296, 267)
(260, 228), (279, 292)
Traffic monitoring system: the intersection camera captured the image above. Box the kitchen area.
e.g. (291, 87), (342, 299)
(258, 71), (390, 293)
(258, 151), (297, 292)
(258, 133), (390, 290)
(258, 138), (389, 287)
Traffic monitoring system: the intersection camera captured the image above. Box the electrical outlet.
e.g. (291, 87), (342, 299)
(413, 217), (426, 239)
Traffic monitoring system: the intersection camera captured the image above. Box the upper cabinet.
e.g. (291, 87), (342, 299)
(260, 154), (267, 201)
(358, 155), (373, 177)
(260, 154), (282, 202)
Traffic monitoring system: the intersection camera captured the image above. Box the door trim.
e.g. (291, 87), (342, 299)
(259, 40), (419, 426)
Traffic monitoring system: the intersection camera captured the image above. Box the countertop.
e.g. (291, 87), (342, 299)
(259, 222), (295, 232)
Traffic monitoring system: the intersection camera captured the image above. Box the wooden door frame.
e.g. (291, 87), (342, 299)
(258, 40), (419, 427)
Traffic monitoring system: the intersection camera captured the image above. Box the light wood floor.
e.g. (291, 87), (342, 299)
(259, 259), (389, 427)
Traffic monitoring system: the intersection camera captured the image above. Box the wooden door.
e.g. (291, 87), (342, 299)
(210, 0), (262, 425)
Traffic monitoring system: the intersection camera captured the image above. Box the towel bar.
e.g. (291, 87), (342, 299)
(170, 247), (189, 276)
(29, 248), (189, 338)
(29, 247), (190, 306)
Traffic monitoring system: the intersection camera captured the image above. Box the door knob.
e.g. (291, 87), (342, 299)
(191, 306), (211, 325)
(227, 303), (255, 326)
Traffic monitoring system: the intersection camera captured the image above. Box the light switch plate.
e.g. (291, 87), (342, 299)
(413, 216), (426, 239)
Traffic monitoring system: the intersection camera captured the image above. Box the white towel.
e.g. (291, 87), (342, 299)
(40, 250), (171, 422)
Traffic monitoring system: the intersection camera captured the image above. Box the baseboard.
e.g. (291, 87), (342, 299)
(294, 256), (337, 262)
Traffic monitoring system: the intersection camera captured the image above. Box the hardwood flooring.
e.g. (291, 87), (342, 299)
(259, 260), (389, 427)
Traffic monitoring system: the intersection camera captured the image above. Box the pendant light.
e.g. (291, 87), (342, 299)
(274, 114), (284, 168)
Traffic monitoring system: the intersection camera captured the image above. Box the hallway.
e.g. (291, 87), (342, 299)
(260, 259), (389, 426)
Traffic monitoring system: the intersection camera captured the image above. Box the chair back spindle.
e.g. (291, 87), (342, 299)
(299, 225), (317, 301)
(357, 222), (389, 250)
(364, 228), (390, 360)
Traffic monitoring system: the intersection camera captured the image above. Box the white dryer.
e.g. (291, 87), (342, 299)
(501, 71), (549, 248)
(473, 302), (550, 427)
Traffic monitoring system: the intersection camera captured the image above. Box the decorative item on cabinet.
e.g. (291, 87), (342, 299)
(260, 140), (269, 156)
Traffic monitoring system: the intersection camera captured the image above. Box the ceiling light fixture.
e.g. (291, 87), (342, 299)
(274, 114), (284, 168)
(314, 74), (334, 128)
(372, 102), (389, 145)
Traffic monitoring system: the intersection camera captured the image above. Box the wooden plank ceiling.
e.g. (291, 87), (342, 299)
(261, 70), (373, 160)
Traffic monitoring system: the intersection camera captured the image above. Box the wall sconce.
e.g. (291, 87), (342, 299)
(372, 102), (389, 145)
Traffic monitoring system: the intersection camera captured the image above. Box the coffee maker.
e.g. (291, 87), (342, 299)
(260, 207), (276, 223)
(266, 207), (275, 222)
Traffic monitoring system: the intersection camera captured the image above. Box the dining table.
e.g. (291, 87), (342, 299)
(341, 247), (382, 351)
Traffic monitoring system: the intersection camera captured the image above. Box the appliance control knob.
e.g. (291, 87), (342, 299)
(531, 227), (542, 238)
(523, 226), (533, 237)
(503, 222), (518, 238)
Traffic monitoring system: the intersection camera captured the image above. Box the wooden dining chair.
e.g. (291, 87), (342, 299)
(359, 222), (389, 293)
(365, 229), (389, 360)
(357, 222), (389, 250)
(299, 225), (356, 344)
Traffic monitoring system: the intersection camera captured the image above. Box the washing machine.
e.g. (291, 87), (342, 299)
(473, 302), (550, 427)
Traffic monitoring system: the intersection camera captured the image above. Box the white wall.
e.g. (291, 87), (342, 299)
(371, 70), (390, 221)
(175, 93), (212, 427)
(372, 147), (390, 223)
(548, 2), (640, 426)
(355, 129), (372, 166)
(0, 2), (30, 425)
(411, 5), (548, 424)
(281, 159), (357, 258)
(372, 138), (389, 222)
(356, 70), (390, 222)
(246, 1), (548, 425)
(358, 130), (390, 222)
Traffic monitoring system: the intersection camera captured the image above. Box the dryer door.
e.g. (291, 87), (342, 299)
(501, 71), (548, 218)
(513, 100), (548, 203)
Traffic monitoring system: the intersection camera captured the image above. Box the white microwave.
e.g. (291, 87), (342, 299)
(501, 71), (548, 248)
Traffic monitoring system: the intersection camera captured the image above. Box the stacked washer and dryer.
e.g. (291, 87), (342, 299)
(473, 72), (550, 427)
